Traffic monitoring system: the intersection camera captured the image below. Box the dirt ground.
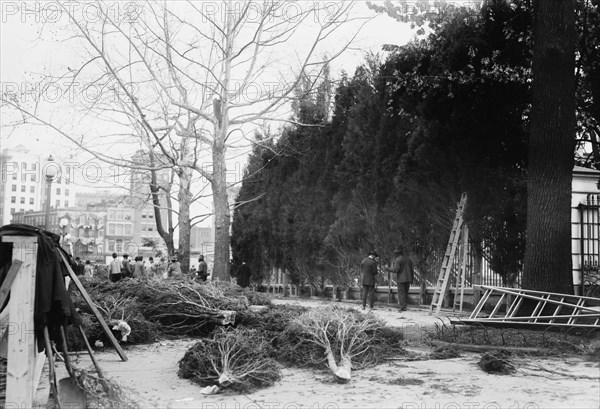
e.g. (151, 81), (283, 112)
(40, 298), (600, 409)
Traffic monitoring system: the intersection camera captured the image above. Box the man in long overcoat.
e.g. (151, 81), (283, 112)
(391, 246), (414, 311)
(237, 261), (251, 288)
(361, 250), (379, 310)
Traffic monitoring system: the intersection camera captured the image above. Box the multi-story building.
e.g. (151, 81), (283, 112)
(10, 205), (106, 260)
(0, 145), (76, 226)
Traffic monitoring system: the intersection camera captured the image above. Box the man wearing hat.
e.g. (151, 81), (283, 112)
(361, 250), (379, 310)
(391, 246), (414, 311)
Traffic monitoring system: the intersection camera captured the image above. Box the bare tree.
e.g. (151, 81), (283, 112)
(2, 0), (367, 279)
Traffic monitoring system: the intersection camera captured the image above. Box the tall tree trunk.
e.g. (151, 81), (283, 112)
(178, 168), (192, 273)
(211, 5), (233, 282)
(149, 152), (175, 257)
(212, 149), (230, 281)
(523, 0), (576, 294)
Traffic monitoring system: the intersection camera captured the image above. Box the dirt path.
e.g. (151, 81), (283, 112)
(40, 297), (600, 409)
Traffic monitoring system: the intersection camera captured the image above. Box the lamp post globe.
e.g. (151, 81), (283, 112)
(44, 155), (57, 231)
(59, 217), (69, 247)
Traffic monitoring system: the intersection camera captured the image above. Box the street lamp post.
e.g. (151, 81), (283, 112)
(44, 155), (57, 231)
(59, 217), (69, 247)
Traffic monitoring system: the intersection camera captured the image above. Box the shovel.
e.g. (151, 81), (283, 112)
(56, 325), (87, 408)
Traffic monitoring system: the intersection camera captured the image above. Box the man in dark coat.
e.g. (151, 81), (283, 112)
(391, 246), (414, 311)
(361, 250), (379, 310)
(74, 256), (85, 276)
(197, 255), (208, 282)
(237, 261), (251, 288)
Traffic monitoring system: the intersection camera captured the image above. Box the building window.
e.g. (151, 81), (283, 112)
(108, 209), (116, 220)
(10, 208), (15, 214)
(21, 185), (25, 192)
(55, 199), (60, 207)
(65, 200), (69, 207)
(30, 174), (36, 182)
(11, 185), (16, 192)
(30, 186), (35, 193)
(65, 189), (69, 196)
(11, 196), (16, 203)
(116, 224), (124, 235)
(12, 173), (17, 180)
(124, 224), (132, 235)
(142, 214), (146, 219)
(20, 197), (25, 204)
(108, 223), (115, 235)
(56, 188), (61, 195)
(29, 198), (34, 205)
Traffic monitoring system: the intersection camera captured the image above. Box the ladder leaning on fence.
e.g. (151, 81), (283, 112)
(430, 193), (468, 315)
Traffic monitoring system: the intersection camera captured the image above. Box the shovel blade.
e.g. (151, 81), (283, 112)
(57, 377), (86, 408)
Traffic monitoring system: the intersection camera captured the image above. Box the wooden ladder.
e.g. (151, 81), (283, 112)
(430, 193), (468, 315)
(453, 224), (469, 313)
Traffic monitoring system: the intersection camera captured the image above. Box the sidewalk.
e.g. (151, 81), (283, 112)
(270, 296), (455, 341)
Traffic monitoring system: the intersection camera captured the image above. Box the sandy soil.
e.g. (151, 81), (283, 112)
(43, 298), (600, 409)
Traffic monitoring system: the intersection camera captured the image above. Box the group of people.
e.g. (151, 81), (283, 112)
(360, 246), (414, 311)
(72, 253), (253, 288)
(73, 257), (95, 279)
(105, 253), (210, 283)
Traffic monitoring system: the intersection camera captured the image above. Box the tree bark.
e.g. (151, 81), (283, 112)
(523, 0), (576, 294)
(178, 168), (192, 273)
(149, 151), (175, 257)
(212, 143), (231, 281)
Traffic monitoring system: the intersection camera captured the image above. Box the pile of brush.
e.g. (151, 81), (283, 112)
(68, 276), (271, 349)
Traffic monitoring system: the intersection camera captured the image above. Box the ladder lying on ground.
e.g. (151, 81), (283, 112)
(430, 193), (468, 315)
(450, 285), (600, 329)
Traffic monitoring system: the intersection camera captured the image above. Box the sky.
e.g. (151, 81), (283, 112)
(0, 1), (420, 226)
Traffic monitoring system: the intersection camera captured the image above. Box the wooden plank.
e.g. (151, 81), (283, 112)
(5, 236), (38, 409)
(58, 251), (128, 362)
(0, 260), (22, 308)
(430, 340), (543, 354)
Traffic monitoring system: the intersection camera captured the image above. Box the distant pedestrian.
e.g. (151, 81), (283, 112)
(361, 250), (379, 310)
(83, 260), (94, 279)
(109, 253), (122, 282)
(237, 261), (251, 288)
(74, 257), (85, 276)
(133, 256), (146, 278)
(391, 246), (414, 311)
(148, 256), (157, 278)
(157, 257), (167, 279)
(197, 255), (208, 282)
(167, 256), (182, 277)
(121, 254), (134, 278)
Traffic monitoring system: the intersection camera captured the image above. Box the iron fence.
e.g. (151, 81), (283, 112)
(579, 194), (600, 297)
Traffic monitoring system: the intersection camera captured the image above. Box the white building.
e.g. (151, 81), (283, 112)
(0, 145), (76, 226)
(571, 166), (600, 296)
